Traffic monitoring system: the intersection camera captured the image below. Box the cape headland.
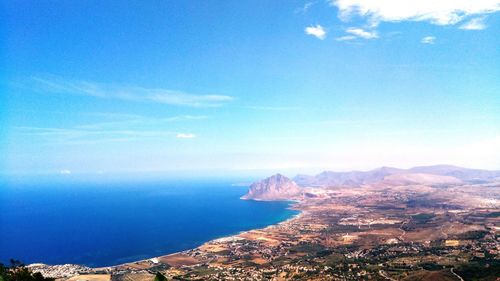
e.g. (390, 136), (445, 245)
(240, 173), (302, 201)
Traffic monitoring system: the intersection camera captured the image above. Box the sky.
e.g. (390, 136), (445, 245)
(1, 0), (499, 178)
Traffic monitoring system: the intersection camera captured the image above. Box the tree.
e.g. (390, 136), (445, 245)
(0, 260), (54, 281)
(152, 272), (167, 281)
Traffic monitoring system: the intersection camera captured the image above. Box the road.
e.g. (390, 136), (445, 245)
(379, 270), (397, 281)
(450, 268), (464, 281)
(398, 220), (407, 241)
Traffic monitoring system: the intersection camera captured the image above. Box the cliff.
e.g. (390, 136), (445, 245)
(241, 174), (301, 201)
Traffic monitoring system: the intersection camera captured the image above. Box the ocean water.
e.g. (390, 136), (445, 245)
(0, 179), (298, 267)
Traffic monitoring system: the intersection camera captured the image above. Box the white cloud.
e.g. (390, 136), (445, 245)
(421, 36), (436, 44)
(176, 133), (196, 139)
(331, 0), (500, 27)
(346, 27), (378, 39)
(305, 24), (327, 39)
(60, 169), (71, 174)
(460, 17), (487, 30)
(336, 35), (357, 41)
(30, 75), (233, 107)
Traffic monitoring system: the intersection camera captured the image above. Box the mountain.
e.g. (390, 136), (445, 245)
(294, 167), (404, 187)
(294, 165), (500, 187)
(382, 173), (462, 186)
(241, 174), (301, 201)
(407, 165), (500, 182)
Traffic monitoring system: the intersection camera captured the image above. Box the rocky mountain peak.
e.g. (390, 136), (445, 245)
(240, 174), (301, 201)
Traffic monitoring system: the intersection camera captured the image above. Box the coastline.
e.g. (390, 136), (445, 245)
(25, 178), (500, 280)
(28, 200), (304, 277)
(3, 181), (297, 270)
(109, 200), (303, 269)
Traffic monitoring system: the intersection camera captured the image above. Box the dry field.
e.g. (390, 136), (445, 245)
(157, 253), (200, 267)
(64, 274), (110, 281)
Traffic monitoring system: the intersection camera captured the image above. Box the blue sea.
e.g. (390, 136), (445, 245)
(0, 179), (298, 267)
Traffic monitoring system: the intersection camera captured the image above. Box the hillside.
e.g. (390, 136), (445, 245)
(382, 173), (462, 186)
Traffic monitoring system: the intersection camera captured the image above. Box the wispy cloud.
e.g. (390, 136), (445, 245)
(460, 17), (487, 30)
(305, 24), (327, 40)
(176, 133), (196, 139)
(330, 0), (500, 28)
(14, 126), (181, 145)
(421, 36), (436, 44)
(295, 1), (315, 14)
(336, 35), (357, 41)
(12, 111), (207, 145)
(76, 114), (208, 130)
(29, 75), (233, 107)
(345, 27), (378, 39)
(245, 106), (300, 111)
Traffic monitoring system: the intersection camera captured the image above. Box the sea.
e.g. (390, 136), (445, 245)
(0, 178), (298, 267)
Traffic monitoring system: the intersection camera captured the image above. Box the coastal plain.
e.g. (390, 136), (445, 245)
(29, 166), (500, 280)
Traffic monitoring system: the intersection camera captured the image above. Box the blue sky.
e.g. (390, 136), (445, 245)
(1, 1), (500, 177)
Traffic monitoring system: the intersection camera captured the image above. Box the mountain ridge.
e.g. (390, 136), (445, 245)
(241, 165), (500, 201)
(294, 165), (500, 187)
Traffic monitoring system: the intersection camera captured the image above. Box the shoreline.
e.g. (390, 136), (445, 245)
(28, 200), (304, 276)
(106, 200), (304, 269)
(25, 179), (500, 280)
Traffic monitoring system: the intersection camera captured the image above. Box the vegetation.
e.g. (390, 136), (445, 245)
(455, 230), (489, 240)
(455, 260), (500, 281)
(419, 262), (443, 271)
(411, 213), (436, 223)
(0, 260), (54, 281)
(152, 272), (167, 281)
(289, 243), (325, 254)
(484, 212), (500, 218)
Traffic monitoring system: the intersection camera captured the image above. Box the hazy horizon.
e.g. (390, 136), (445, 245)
(2, 164), (499, 185)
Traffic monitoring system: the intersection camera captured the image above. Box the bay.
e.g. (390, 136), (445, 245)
(0, 180), (297, 267)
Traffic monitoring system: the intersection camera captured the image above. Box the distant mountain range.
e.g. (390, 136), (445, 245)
(381, 173), (462, 186)
(294, 165), (500, 187)
(240, 165), (500, 201)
